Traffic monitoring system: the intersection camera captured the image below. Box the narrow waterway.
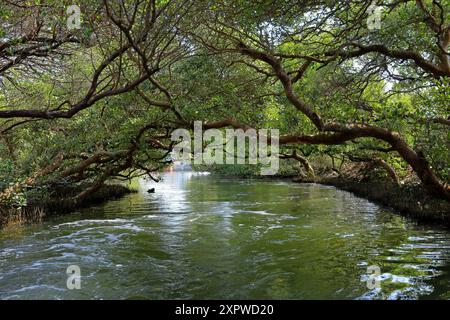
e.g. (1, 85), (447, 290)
(1, 172), (450, 299)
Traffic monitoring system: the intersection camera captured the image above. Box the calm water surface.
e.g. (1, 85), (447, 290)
(1, 172), (450, 299)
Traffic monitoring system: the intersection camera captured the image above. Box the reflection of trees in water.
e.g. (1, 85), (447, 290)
(113, 175), (450, 298)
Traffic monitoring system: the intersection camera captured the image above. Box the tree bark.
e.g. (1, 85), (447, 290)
(237, 43), (450, 200)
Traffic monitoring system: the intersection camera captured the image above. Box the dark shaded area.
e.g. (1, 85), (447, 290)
(0, 184), (133, 227)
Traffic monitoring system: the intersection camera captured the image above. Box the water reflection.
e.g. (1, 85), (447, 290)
(0, 172), (450, 299)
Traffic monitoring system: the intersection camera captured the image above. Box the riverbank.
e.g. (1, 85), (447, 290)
(2, 171), (449, 228)
(0, 184), (134, 227)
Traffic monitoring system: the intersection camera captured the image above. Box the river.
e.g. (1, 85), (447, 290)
(1, 172), (450, 299)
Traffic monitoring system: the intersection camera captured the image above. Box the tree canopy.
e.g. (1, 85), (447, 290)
(0, 0), (449, 205)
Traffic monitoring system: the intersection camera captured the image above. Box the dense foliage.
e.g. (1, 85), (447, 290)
(0, 0), (449, 207)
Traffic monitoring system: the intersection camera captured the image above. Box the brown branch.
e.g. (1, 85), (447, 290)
(328, 43), (449, 78)
(280, 150), (315, 181)
(236, 42), (325, 130)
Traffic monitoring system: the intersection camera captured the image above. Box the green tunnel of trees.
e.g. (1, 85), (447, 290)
(0, 0), (449, 208)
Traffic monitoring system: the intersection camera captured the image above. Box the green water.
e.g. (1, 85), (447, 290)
(1, 172), (450, 300)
